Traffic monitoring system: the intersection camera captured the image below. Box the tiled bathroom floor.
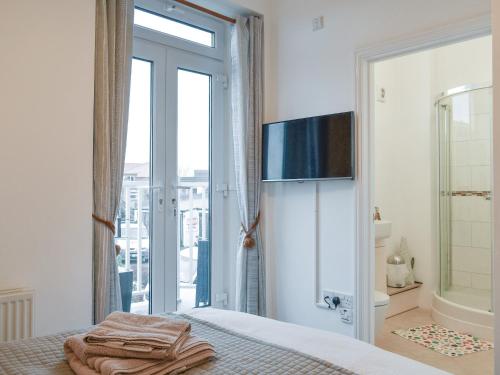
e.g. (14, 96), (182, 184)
(375, 308), (493, 375)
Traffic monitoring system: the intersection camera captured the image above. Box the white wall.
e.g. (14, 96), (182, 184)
(262, 0), (490, 336)
(433, 37), (492, 94)
(0, 0), (95, 335)
(374, 36), (492, 309)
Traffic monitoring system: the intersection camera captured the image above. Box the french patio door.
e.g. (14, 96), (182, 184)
(129, 38), (225, 314)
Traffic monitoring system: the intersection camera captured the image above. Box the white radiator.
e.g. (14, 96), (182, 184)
(0, 289), (35, 342)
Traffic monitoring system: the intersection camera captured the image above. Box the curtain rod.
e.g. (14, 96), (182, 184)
(173, 0), (237, 24)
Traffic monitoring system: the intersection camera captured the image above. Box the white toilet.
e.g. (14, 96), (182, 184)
(374, 290), (390, 335)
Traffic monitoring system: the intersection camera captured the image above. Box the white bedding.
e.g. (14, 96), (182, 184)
(185, 308), (450, 375)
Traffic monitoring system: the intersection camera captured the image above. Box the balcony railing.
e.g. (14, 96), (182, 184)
(116, 180), (209, 312)
(116, 181), (150, 303)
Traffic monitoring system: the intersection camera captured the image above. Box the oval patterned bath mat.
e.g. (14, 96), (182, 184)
(392, 323), (493, 357)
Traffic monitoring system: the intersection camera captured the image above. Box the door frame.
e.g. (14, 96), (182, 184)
(354, 14), (491, 343)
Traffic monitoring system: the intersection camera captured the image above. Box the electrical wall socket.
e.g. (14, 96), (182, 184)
(339, 307), (353, 324)
(319, 289), (354, 325)
(322, 289), (353, 310)
(312, 16), (324, 31)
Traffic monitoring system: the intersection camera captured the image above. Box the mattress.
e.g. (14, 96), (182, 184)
(0, 312), (355, 375)
(185, 308), (450, 375)
(0, 308), (449, 375)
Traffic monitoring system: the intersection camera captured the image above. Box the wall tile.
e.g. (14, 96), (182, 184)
(452, 196), (491, 223)
(451, 221), (471, 246)
(451, 166), (471, 190)
(471, 273), (491, 290)
(452, 270), (472, 288)
(452, 120), (470, 141)
(452, 246), (470, 272)
(469, 196), (491, 222)
(469, 140), (491, 166)
(470, 166), (491, 191)
(452, 246), (491, 274)
(471, 222), (491, 248)
(470, 114), (491, 140)
(451, 196), (470, 221)
(451, 141), (470, 166)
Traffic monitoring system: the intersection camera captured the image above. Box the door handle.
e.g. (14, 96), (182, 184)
(150, 185), (164, 212)
(171, 198), (177, 217)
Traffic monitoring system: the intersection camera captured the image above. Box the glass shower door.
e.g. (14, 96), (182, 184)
(437, 86), (493, 312)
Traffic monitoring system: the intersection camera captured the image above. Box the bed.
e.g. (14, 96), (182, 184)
(0, 308), (449, 375)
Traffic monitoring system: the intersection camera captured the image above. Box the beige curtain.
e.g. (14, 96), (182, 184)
(93, 0), (134, 323)
(231, 16), (266, 316)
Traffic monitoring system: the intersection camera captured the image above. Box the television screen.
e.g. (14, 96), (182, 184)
(262, 112), (355, 181)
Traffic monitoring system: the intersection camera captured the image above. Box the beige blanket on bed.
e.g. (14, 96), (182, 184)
(0, 313), (358, 375)
(64, 334), (215, 375)
(83, 312), (191, 360)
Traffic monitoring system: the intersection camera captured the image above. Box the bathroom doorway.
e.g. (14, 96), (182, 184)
(369, 36), (493, 374)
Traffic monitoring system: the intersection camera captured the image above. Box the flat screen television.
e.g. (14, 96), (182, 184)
(262, 111), (355, 181)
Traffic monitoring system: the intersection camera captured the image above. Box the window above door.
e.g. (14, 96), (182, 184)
(134, 8), (215, 47)
(134, 0), (226, 61)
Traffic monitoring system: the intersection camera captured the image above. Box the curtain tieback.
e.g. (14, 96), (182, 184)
(241, 211), (261, 249)
(92, 214), (121, 256)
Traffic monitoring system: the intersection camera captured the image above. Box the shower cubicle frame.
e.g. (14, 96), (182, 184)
(434, 83), (493, 300)
(435, 83), (493, 304)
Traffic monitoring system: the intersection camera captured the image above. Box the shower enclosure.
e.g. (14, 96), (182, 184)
(436, 84), (493, 318)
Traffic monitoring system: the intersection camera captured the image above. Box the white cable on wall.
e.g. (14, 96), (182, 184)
(313, 182), (321, 306)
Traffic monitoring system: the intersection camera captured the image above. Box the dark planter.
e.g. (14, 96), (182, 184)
(119, 271), (133, 312)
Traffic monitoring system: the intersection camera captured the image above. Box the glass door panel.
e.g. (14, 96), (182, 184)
(177, 69), (211, 311)
(116, 58), (152, 314)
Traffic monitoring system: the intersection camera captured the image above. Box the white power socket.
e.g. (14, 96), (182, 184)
(322, 289), (353, 309)
(339, 307), (353, 324)
(320, 289), (354, 325)
(312, 16), (324, 31)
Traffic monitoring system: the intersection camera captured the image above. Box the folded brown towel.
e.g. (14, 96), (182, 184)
(84, 312), (191, 360)
(65, 334), (215, 375)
